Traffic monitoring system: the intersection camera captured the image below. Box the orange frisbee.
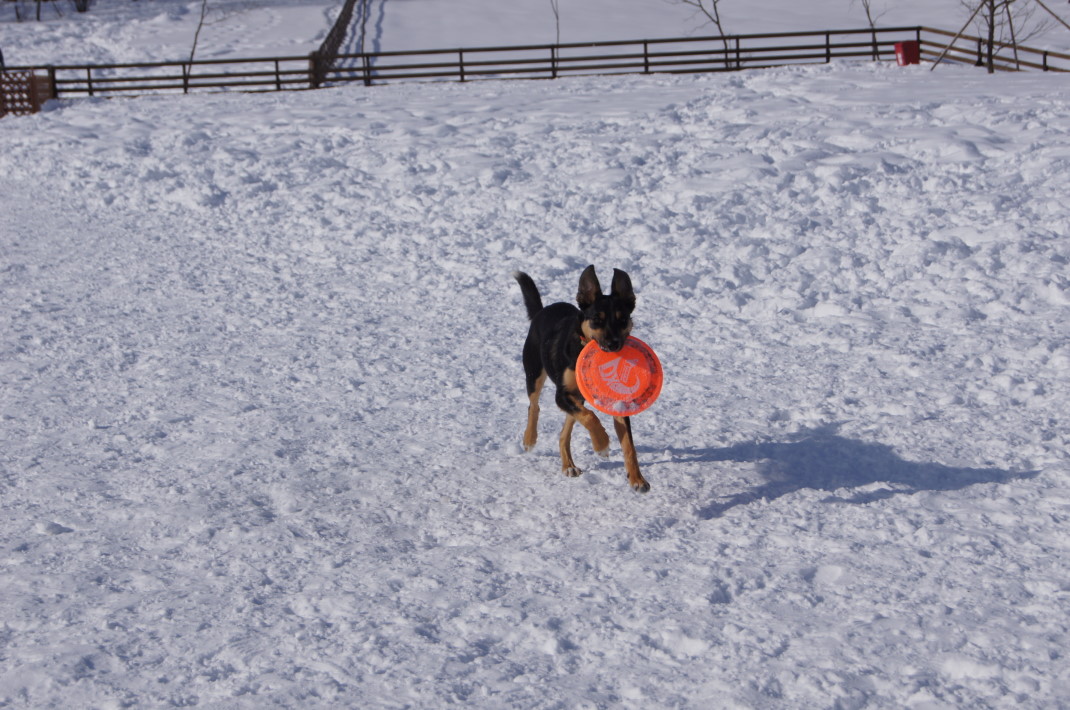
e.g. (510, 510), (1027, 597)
(576, 336), (663, 416)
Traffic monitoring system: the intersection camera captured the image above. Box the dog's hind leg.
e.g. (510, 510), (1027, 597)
(614, 416), (649, 493)
(521, 328), (545, 451)
(523, 371), (546, 452)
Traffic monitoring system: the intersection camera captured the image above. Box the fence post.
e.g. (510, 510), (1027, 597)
(309, 52), (332, 88)
(643, 42), (649, 73)
(182, 64), (190, 94)
(459, 50), (466, 82)
(274, 60), (282, 91)
(316, 52), (327, 87)
(1043, 51), (1049, 71)
(28, 71), (43, 112)
(976, 38), (984, 66)
(48, 66), (57, 99)
(551, 47), (558, 79)
(826, 32), (832, 63)
(362, 54), (372, 86)
(317, 52), (328, 87)
(86, 67), (93, 97)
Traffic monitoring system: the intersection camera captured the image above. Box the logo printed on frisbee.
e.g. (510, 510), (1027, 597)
(599, 357), (641, 396)
(576, 336), (663, 416)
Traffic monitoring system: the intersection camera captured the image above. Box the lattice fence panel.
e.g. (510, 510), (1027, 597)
(1, 71), (51, 117)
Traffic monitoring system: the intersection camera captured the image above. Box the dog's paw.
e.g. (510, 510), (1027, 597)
(563, 466), (583, 478)
(630, 479), (651, 493)
(595, 446), (611, 459)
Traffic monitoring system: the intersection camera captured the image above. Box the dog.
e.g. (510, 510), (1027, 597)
(514, 265), (650, 493)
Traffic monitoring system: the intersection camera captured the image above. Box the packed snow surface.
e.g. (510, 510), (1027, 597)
(3, 2), (1070, 709)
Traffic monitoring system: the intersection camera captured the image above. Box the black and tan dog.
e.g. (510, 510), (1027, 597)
(514, 265), (650, 493)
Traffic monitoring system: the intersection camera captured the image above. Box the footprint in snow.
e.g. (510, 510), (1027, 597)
(37, 522), (75, 535)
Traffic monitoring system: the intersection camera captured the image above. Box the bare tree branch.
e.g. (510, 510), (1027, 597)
(550, 0), (560, 45)
(676, 0), (732, 68)
(1032, 0), (1070, 34)
(189, 0), (210, 64)
(955, 0), (1053, 72)
(678, 0), (727, 36)
(853, 0), (887, 59)
(853, 0), (887, 28)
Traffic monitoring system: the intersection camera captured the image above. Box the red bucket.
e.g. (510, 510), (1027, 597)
(895, 41), (920, 66)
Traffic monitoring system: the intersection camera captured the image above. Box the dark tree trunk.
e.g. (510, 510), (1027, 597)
(986, 0), (997, 73)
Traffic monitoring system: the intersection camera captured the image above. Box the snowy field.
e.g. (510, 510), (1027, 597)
(5, 0), (1070, 66)
(4, 1), (1070, 709)
(0, 0), (339, 65)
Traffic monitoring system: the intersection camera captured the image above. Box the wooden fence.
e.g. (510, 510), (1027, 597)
(0, 69), (53, 117)
(324, 27), (928, 87)
(2, 26), (1068, 113)
(920, 26), (1070, 72)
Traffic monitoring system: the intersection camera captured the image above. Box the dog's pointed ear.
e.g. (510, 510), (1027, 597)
(611, 269), (636, 310)
(577, 265), (602, 309)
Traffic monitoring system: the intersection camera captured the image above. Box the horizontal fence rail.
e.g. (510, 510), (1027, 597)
(50, 55), (314, 97)
(3, 26), (1068, 109)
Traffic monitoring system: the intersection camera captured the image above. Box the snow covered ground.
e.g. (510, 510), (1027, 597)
(4, 1), (1070, 709)
(0, 0), (339, 65)
(4, 0), (1070, 66)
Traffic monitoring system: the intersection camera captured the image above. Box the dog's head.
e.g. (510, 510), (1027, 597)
(576, 265), (635, 353)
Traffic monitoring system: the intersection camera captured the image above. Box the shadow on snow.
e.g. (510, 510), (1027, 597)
(663, 426), (1039, 519)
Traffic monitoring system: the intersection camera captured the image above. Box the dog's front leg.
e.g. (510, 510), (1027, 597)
(561, 369), (610, 459)
(559, 409), (610, 477)
(614, 416), (649, 493)
(559, 414), (582, 477)
(573, 407), (610, 458)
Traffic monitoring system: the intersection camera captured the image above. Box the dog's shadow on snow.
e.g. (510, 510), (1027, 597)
(660, 427), (1038, 520)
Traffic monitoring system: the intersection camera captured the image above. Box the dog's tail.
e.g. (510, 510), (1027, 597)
(513, 271), (543, 320)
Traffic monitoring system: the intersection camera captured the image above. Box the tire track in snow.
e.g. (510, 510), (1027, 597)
(333, 0), (387, 80)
